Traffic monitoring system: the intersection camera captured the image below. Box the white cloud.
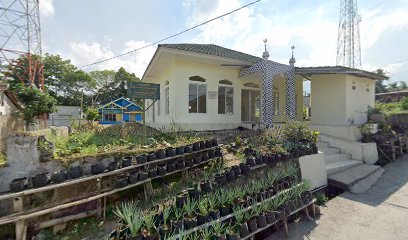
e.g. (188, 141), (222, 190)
(39, 0), (55, 17)
(67, 40), (156, 77)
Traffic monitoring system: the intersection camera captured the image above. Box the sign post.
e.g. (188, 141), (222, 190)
(127, 82), (160, 143)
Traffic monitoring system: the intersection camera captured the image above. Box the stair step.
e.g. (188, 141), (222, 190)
(328, 164), (384, 193)
(326, 160), (362, 175)
(320, 147), (341, 155)
(317, 141), (329, 148)
(324, 153), (352, 164)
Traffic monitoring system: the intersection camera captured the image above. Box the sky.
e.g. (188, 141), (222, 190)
(37, 0), (408, 83)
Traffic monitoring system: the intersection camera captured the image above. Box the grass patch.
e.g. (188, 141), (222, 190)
(376, 102), (408, 115)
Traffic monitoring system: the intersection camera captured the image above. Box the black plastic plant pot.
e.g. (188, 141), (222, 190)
(247, 217), (258, 233)
(68, 166), (83, 179)
(184, 218), (197, 230)
(215, 148), (223, 157)
(208, 149), (216, 158)
(51, 170), (68, 184)
(158, 166), (167, 176)
(219, 205), (231, 217)
(193, 142), (201, 151)
(196, 213), (210, 225)
(108, 161), (119, 171)
(91, 163), (105, 175)
(275, 154), (282, 162)
(200, 181), (212, 193)
(143, 235), (159, 240)
(176, 160), (185, 170)
(122, 157), (132, 167)
(10, 177), (27, 192)
(193, 154), (202, 164)
(156, 149), (166, 159)
(136, 154), (147, 164)
(214, 173), (226, 185)
(225, 169), (235, 182)
(126, 234), (143, 240)
(158, 225), (171, 240)
(240, 163), (251, 175)
(166, 147), (176, 157)
(212, 138), (219, 146)
(212, 235), (226, 240)
(200, 141), (207, 149)
(209, 209), (220, 220)
(185, 145), (193, 153)
(32, 173), (50, 188)
(246, 157), (256, 167)
(128, 172), (138, 184)
(185, 158), (194, 168)
(188, 188), (200, 201)
(147, 153), (157, 162)
(176, 194), (187, 208)
(171, 220), (183, 234)
(226, 232), (240, 240)
(256, 214), (267, 228)
(232, 165), (241, 176)
(255, 156), (264, 165)
(239, 223), (250, 238)
(265, 211), (276, 224)
(115, 178), (128, 188)
(206, 140), (214, 148)
(167, 162), (176, 173)
(148, 168), (158, 178)
(176, 146), (185, 155)
(202, 152), (210, 162)
(313, 146), (318, 154)
(138, 171), (148, 181)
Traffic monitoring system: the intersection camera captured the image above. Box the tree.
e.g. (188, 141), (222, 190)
(43, 53), (77, 96)
(85, 107), (100, 121)
(56, 70), (94, 106)
(387, 82), (399, 92)
(398, 81), (407, 90)
(3, 54), (43, 89)
(375, 69), (387, 94)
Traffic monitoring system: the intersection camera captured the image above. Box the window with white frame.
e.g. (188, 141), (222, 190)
(165, 81), (169, 115)
(188, 76), (207, 113)
(218, 80), (233, 114)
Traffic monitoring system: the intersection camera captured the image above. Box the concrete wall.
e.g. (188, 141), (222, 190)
(345, 75), (375, 125)
(144, 56), (304, 130)
(299, 152), (327, 189)
(0, 93), (23, 151)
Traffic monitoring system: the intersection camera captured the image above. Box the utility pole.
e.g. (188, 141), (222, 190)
(336, 0), (362, 69)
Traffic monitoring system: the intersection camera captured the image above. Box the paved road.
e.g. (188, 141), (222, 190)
(267, 156), (408, 240)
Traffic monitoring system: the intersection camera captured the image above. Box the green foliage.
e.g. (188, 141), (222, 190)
(401, 97), (408, 111)
(113, 201), (143, 237)
(85, 107), (99, 121)
(183, 198), (198, 218)
(15, 86), (57, 122)
(315, 193), (328, 206)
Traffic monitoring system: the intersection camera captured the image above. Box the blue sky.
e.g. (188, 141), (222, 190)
(38, 0), (408, 83)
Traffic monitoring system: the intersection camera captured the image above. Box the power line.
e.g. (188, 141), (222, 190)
(79, 0), (262, 69)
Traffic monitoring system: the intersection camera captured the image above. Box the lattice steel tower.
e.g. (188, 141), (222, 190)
(336, 0), (362, 69)
(0, 0), (44, 87)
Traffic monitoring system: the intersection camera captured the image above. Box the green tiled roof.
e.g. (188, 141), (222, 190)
(159, 43), (263, 63)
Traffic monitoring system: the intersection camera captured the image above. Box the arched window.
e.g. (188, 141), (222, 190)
(218, 79), (233, 114)
(189, 76), (207, 113)
(189, 75), (206, 82)
(219, 79), (232, 85)
(243, 83), (260, 88)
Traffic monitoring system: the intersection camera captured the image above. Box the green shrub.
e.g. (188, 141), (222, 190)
(15, 86), (57, 122)
(85, 107), (99, 121)
(401, 97), (408, 111)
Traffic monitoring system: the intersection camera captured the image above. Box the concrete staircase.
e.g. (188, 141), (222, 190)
(318, 141), (384, 193)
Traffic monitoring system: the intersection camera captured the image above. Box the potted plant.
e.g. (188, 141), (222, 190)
(10, 177), (27, 192)
(166, 147), (176, 157)
(115, 176), (129, 188)
(183, 198), (198, 229)
(193, 141), (201, 151)
(218, 189), (232, 217)
(254, 202), (267, 228)
(225, 224), (240, 240)
(171, 205), (184, 234)
(158, 207), (171, 239)
(136, 154), (147, 164)
(185, 156), (194, 168)
(108, 161), (119, 171)
(158, 164), (167, 176)
(199, 141), (207, 150)
(208, 149), (216, 158)
(156, 149), (166, 159)
(212, 138), (219, 146)
(142, 212), (159, 240)
(246, 200), (259, 233)
(122, 156), (133, 167)
(262, 201), (276, 225)
(202, 151), (210, 162)
(32, 172), (50, 188)
(176, 146), (185, 155)
(147, 152), (157, 162)
(91, 162), (105, 175)
(225, 168), (235, 182)
(214, 172), (226, 186)
(211, 221), (227, 240)
(231, 206), (250, 238)
(138, 170), (148, 181)
(188, 184), (201, 201)
(246, 156), (256, 167)
(207, 192), (221, 220)
(185, 145), (193, 153)
(51, 170), (68, 184)
(113, 201), (144, 240)
(205, 139), (214, 148)
(148, 166), (158, 178)
(176, 191), (188, 208)
(68, 165), (83, 179)
(200, 171), (212, 193)
(176, 158), (186, 170)
(128, 172), (138, 184)
(193, 153), (202, 165)
(196, 199), (210, 225)
(231, 165), (241, 177)
(167, 161), (176, 173)
(239, 163), (251, 175)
